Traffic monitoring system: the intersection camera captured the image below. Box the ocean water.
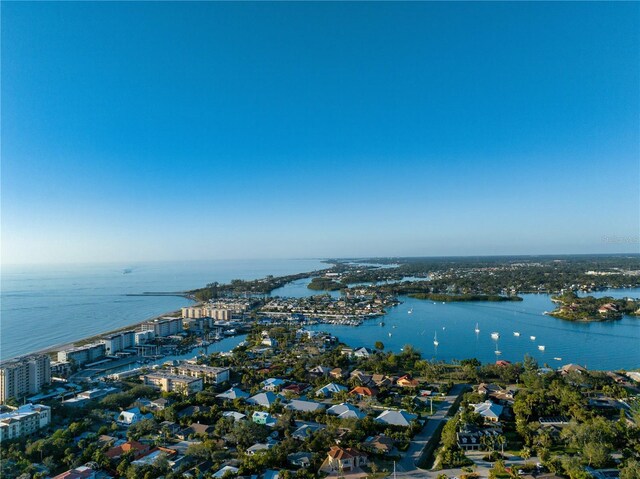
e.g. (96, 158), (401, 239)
(275, 279), (640, 370)
(0, 259), (325, 360)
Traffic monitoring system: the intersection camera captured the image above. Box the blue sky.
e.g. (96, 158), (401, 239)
(2, 2), (639, 264)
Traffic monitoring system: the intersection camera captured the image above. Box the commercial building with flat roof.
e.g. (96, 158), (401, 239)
(0, 354), (51, 404)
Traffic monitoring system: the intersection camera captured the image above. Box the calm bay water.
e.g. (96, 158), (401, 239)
(273, 280), (640, 370)
(0, 259), (325, 360)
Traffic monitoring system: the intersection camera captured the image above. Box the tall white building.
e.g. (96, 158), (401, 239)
(140, 317), (183, 337)
(0, 355), (51, 404)
(101, 330), (135, 355)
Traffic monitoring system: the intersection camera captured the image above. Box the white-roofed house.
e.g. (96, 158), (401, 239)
(375, 409), (417, 427)
(315, 383), (348, 398)
(327, 403), (366, 420)
(247, 391), (279, 408)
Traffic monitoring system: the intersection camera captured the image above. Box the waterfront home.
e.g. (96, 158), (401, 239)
(247, 391), (279, 408)
(354, 347), (372, 359)
(316, 383), (348, 398)
(216, 387), (250, 401)
(397, 374), (419, 388)
(375, 409), (417, 427)
(472, 400), (504, 422)
(261, 377), (286, 392)
(319, 446), (368, 474)
(327, 403), (365, 419)
(285, 399), (326, 413)
(559, 363), (588, 375)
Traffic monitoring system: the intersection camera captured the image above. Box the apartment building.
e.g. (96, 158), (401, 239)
(139, 317), (183, 337)
(0, 403), (51, 440)
(57, 343), (106, 367)
(101, 330), (136, 355)
(0, 354), (51, 404)
(142, 372), (203, 395)
(171, 362), (230, 385)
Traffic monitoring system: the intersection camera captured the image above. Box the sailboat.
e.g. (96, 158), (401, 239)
(433, 332), (439, 347)
(530, 335), (536, 341)
(491, 332), (500, 339)
(494, 343), (502, 355)
(475, 323), (480, 333)
(408, 308), (413, 314)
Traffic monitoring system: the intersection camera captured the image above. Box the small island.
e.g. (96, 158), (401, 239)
(549, 291), (640, 321)
(307, 276), (344, 291)
(409, 293), (523, 302)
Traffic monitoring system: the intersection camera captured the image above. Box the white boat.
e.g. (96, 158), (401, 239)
(513, 332), (520, 337)
(433, 332), (439, 347)
(553, 357), (562, 361)
(538, 345), (546, 351)
(495, 349), (502, 355)
(491, 332), (500, 339)
(475, 323), (480, 333)
(530, 335), (536, 341)
(388, 332), (392, 337)
(408, 308), (413, 314)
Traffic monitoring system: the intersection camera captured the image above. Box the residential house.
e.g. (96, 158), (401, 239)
(473, 401), (504, 422)
(252, 411), (277, 426)
(319, 446), (368, 473)
(330, 368), (347, 380)
(362, 434), (394, 455)
(222, 411), (246, 422)
(52, 466), (97, 479)
(375, 409), (417, 427)
(216, 387), (249, 401)
(353, 347), (372, 359)
(327, 403), (365, 419)
(397, 374), (419, 388)
(247, 391), (279, 408)
(288, 451), (313, 468)
(115, 407), (145, 426)
(261, 378), (286, 392)
(349, 386), (378, 400)
(105, 440), (151, 460)
(316, 383), (348, 398)
(285, 399), (325, 413)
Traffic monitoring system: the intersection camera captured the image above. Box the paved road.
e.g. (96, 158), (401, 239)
(395, 383), (470, 477)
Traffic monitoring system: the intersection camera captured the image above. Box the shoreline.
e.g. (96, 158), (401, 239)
(17, 305), (195, 361)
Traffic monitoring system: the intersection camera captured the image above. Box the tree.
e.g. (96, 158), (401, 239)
(621, 459), (640, 479)
(374, 341), (384, 351)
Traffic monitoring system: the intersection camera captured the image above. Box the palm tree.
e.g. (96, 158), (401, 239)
(496, 435), (507, 456)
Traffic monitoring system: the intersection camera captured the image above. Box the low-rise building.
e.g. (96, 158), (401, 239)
(142, 372), (203, 395)
(319, 446), (368, 473)
(0, 403), (51, 441)
(171, 362), (230, 385)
